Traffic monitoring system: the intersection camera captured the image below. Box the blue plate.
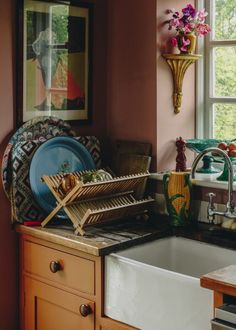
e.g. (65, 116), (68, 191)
(29, 136), (95, 217)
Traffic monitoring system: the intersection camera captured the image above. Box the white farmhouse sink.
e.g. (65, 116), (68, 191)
(105, 237), (236, 330)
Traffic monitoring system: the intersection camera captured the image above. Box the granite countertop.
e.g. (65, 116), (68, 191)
(16, 216), (236, 256)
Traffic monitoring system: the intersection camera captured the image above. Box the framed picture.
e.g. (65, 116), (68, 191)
(17, 0), (93, 125)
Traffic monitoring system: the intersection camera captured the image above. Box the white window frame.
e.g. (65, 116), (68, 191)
(196, 0), (236, 139)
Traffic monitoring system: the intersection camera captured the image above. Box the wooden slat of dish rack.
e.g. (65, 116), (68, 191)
(42, 171), (149, 203)
(74, 197), (153, 235)
(41, 171), (153, 236)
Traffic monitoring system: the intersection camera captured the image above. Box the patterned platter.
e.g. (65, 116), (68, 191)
(1, 116), (102, 223)
(10, 136), (101, 223)
(1, 116), (75, 198)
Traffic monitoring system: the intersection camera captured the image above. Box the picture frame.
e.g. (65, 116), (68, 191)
(17, 0), (93, 125)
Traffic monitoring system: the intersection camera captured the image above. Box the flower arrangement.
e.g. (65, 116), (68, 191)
(167, 4), (211, 53)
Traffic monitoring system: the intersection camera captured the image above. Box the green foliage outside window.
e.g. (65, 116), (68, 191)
(215, 0), (236, 40)
(213, 0), (236, 139)
(214, 104), (236, 139)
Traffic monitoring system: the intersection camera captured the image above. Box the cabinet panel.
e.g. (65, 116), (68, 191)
(100, 317), (138, 330)
(24, 277), (94, 330)
(23, 240), (95, 294)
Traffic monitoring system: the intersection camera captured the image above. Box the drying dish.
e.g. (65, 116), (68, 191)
(29, 136), (96, 216)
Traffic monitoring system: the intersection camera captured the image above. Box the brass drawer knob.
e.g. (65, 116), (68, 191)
(79, 304), (92, 317)
(49, 261), (61, 273)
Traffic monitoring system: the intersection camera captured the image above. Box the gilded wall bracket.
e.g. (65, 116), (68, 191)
(162, 54), (201, 114)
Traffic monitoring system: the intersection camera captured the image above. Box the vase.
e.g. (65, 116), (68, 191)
(177, 33), (196, 54)
(163, 171), (192, 226)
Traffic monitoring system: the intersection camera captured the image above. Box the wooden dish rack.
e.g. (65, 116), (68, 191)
(41, 170), (154, 235)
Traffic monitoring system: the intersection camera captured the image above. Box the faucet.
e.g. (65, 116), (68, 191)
(191, 147), (236, 223)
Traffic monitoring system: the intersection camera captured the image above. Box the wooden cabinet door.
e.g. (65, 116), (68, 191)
(99, 318), (138, 330)
(24, 277), (94, 330)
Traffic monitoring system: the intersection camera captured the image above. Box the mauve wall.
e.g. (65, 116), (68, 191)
(107, 0), (196, 171)
(72, 0), (108, 141)
(0, 1), (18, 329)
(156, 0), (195, 171)
(0, 0), (197, 327)
(106, 0), (157, 165)
(0, 1), (107, 328)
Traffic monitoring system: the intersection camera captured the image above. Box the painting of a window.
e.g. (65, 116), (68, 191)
(20, 0), (92, 123)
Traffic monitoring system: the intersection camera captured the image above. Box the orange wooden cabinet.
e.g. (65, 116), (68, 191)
(20, 235), (98, 330)
(100, 318), (138, 330)
(201, 265), (236, 313)
(19, 234), (137, 330)
(24, 277), (94, 330)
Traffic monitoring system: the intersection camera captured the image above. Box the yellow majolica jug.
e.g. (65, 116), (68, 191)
(163, 171), (192, 226)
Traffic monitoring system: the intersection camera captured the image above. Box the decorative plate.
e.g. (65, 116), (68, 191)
(29, 136), (95, 217)
(1, 116), (75, 198)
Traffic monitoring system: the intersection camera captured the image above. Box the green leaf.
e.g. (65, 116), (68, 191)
(168, 193), (184, 204)
(184, 174), (190, 187)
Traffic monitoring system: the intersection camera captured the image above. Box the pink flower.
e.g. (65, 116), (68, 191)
(184, 23), (194, 33)
(166, 5), (211, 38)
(196, 9), (208, 23)
(169, 18), (181, 28)
(180, 36), (190, 52)
(195, 23), (211, 36)
(170, 37), (178, 47)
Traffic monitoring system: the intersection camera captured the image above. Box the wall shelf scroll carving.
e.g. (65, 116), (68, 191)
(162, 54), (201, 114)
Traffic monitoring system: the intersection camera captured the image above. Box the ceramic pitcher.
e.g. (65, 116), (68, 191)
(163, 171), (192, 226)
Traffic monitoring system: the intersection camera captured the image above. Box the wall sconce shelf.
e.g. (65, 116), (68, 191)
(162, 54), (201, 114)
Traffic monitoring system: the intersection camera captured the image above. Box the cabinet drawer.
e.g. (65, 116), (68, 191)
(23, 240), (95, 295)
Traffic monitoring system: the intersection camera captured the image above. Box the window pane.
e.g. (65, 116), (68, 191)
(213, 104), (236, 139)
(214, 47), (236, 97)
(213, 0), (236, 40)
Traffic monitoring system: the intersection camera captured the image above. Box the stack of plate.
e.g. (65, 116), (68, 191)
(1, 116), (97, 223)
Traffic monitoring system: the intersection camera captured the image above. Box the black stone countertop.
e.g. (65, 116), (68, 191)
(16, 216), (172, 256)
(174, 222), (236, 251)
(16, 216), (236, 256)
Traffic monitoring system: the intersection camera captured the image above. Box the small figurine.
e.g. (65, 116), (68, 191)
(175, 136), (187, 172)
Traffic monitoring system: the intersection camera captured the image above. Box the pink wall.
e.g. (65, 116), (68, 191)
(156, 0), (195, 171)
(106, 0), (157, 165)
(0, 0), (197, 326)
(107, 0), (196, 171)
(72, 0), (108, 141)
(0, 0), (18, 329)
(0, 1), (107, 328)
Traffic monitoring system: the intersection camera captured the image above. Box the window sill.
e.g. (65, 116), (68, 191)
(150, 172), (236, 191)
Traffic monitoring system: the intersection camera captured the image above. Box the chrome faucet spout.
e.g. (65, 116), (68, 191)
(191, 147), (236, 222)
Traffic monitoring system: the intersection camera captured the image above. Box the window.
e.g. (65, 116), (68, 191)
(197, 0), (236, 139)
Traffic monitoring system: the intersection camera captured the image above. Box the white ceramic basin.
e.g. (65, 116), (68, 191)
(105, 236), (236, 330)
